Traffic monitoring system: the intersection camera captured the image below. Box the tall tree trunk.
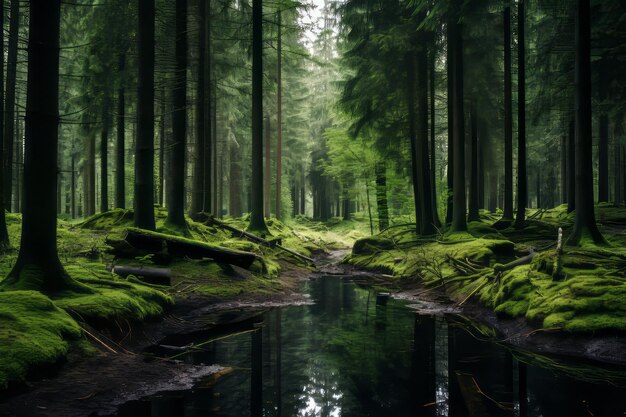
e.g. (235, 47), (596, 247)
(429, 46), (441, 228)
(264, 115), (271, 218)
(364, 173), (374, 235)
(598, 63), (609, 203)
(416, 32), (436, 235)
(468, 104), (480, 221)
(275, 10), (283, 220)
(567, 0), (604, 246)
(567, 120), (576, 212)
(560, 134), (567, 204)
(116, 53), (126, 209)
(536, 170), (542, 208)
(13, 109), (21, 213)
(211, 88), (217, 213)
(71, 150), (76, 219)
(502, 4), (514, 221)
(291, 180), (298, 217)
(478, 122), (485, 210)
(375, 162), (389, 231)
(191, 0), (209, 215)
(445, 26), (454, 226)
(135, 0), (156, 230)
(3, 0), (19, 212)
(515, 0), (527, 228)
(249, 0), (268, 233)
(300, 169), (306, 215)
(406, 53), (423, 233)
(158, 86), (166, 207)
(449, 9), (467, 232)
(488, 172), (498, 213)
(229, 140), (242, 217)
(218, 150), (223, 217)
(614, 115), (624, 205)
(85, 131), (96, 217)
(614, 141), (622, 205)
(0, 0), (9, 248)
(3, 0), (77, 290)
(100, 100), (110, 213)
(166, 0), (188, 229)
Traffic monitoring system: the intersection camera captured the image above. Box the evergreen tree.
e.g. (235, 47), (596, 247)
(135, 0), (156, 230)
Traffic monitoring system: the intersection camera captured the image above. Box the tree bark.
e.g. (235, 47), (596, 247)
(249, 0), (268, 233)
(13, 110), (22, 213)
(84, 131), (96, 217)
(449, 9), (467, 232)
(536, 170), (542, 208)
(416, 31), (436, 235)
(300, 169), (306, 215)
(445, 25), (454, 226)
(3, 0), (78, 291)
(71, 151), (76, 219)
(567, 0), (605, 246)
(100, 99), (110, 213)
(0, 0), (9, 247)
(229, 140), (242, 217)
(567, 119), (576, 212)
(264, 115), (271, 218)
(166, 0), (188, 229)
(614, 114), (624, 205)
(560, 134), (567, 204)
(135, 0), (156, 230)
(3, 0), (19, 211)
(515, 0), (527, 228)
(116, 53), (126, 209)
(275, 10), (283, 220)
(191, 0), (211, 215)
(429, 47), (441, 228)
(158, 86), (166, 207)
(502, 4), (514, 220)
(406, 53), (422, 233)
(598, 63), (609, 203)
(468, 104), (480, 221)
(375, 162), (389, 231)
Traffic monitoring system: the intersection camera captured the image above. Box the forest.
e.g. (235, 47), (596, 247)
(1, 0), (626, 416)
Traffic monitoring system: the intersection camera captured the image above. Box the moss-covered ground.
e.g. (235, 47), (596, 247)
(346, 205), (626, 334)
(0, 208), (343, 390)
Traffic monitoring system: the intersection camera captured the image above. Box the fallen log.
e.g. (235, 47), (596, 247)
(108, 228), (258, 269)
(204, 217), (316, 266)
(493, 250), (536, 274)
(106, 265), (172, 286)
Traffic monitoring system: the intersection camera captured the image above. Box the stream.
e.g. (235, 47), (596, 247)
(110, 275), (626, 417)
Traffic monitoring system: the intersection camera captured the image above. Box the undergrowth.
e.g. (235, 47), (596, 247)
(346, 205), (626, 333)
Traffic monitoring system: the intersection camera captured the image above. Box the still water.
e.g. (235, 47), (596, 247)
(113, 276), (626, 417)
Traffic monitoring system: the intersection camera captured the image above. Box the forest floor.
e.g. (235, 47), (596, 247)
(0, 208), (369, 400)
(2, 205), (626, 414)
(344, 203), (626, 363)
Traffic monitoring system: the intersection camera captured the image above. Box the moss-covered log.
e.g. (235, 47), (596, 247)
(108, 228), (258, 269)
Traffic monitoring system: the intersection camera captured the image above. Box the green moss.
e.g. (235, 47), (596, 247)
(344, 218), (626, 334)
(54, 269), (173, 323)
(0, 291), (82, 389)
(78, 208), (134, 231)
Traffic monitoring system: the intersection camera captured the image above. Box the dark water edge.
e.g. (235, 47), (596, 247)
(109, 276), (626, 417)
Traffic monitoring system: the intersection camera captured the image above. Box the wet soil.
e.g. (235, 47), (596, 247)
(0, 256), (319, 417)
(2, 248), (625, 417)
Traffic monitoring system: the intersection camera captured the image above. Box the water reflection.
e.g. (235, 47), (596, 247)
(113, 276), (626, 417)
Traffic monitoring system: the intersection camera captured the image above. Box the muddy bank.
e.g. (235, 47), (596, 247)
(329, 259), (626, 366)
(0, 253), (324, 417)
